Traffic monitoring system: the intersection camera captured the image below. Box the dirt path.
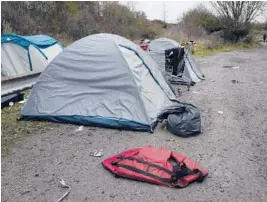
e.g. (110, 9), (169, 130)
(2, 44), (267, 202)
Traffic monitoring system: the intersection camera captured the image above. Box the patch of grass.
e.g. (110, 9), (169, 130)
(1, 91), (49, 155)
(23, 89), (31, 97)
(193, 41), (260, 58)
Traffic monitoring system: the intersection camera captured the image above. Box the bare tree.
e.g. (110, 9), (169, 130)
(211, 1), (267, 42)
(135, 11), (147, 19)
(123, 1), (136, 12)
(211, 1), (267, 25)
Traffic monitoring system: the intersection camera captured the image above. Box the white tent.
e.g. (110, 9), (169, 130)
(1, 34), (63, 77)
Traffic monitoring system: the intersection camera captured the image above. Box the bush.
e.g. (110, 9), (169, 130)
(180, 5), (221, 36)
(2, 20), (13, 34)
(1, 2), (165, 41)
(211, 1), (267, 43)
(202, 34), (224, 49)
(240, 34), (254, 44)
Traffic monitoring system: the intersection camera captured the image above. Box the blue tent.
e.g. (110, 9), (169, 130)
(1, 34), (63, 77)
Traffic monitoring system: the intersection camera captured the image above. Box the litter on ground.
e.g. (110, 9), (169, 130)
(231, 80), (239, 84)
(55, 177), (71, 202)
(18, 99), (27, 104)
(232, 66), (240, 69)
(222, 65), (240, 69)
(90, 149), (104, 157)
(76, 126), (83, 132)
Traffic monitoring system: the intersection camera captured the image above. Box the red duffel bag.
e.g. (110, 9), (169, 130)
(102, 146), (208, 188)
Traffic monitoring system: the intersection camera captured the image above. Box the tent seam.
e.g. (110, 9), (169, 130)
(115, 43), (152, 129)
(119, 45), (175, 101)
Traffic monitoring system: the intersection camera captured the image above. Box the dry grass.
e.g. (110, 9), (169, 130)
(55, 33), (74, 47)
(1, 90), (50, 155)
(193, 41), (260, 57)
(161, 27), (262, 58)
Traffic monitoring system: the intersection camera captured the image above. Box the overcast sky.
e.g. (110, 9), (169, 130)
(121, 1), (266, 23)
(133, 1), (208, 23)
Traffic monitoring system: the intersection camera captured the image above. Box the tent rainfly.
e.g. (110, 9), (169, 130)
(1, 34), (63, 77)
(21, 33), (199, 132)
(148, 38), (205, 85)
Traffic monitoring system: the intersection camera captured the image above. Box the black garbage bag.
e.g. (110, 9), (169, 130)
(1, 93), (24, 109)
(167, 108), (201, 137)
(158, 103), (201, 137)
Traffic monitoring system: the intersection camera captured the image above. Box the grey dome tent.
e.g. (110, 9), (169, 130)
(21, 33), (200, 132)
(148, 38), (205, 85)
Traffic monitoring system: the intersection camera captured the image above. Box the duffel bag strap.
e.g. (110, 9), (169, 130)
(173, 163), (204, 182)
(111, 155), (177, 183)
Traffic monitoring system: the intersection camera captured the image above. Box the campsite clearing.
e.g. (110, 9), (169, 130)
(2, 44), (267, 202)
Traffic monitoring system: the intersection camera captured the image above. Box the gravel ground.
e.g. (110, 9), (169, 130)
(2, 44), (267, 202)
